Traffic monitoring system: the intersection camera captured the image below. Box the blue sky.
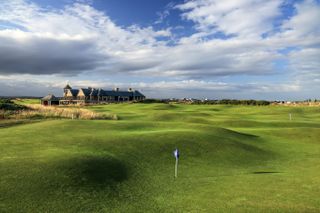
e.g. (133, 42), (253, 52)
(32, 0), (178, 25)
(0, 0), (319, 100)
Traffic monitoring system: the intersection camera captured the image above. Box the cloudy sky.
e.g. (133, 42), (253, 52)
(0, 0), (319, 100)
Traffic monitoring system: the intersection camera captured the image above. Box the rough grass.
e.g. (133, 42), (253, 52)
(1, 104), (118, 120)
(0, 103), (319, 212)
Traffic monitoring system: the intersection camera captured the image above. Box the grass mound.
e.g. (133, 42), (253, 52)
(0, 99), (27, 111)
(53, 154), (129, 188)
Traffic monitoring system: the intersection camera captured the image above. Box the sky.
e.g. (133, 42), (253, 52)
(0, 0), (319, 100)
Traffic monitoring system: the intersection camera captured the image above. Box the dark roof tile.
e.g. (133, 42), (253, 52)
(70, 89), (79, 96)
(42, 94), (59, 101)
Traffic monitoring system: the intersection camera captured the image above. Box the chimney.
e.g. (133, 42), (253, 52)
(113, 87), (119, 91)
(128, 88), (134, 92)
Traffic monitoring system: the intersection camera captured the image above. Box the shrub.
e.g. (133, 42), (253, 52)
(0, 99), (27, 111)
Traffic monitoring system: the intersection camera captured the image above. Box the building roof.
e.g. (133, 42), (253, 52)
(102, 90), (133, 97)
(78, 88), (143, 97)
(64, 84), (72, 90)
(65, 87), (145, 98)
(90, 88), (99, 96)
(133, 90), (145, 97)
(99, 89), (146, 97)
(79, 88), (91, 96)
(42, 94), (59, 101)
(69, 89), (79, 96)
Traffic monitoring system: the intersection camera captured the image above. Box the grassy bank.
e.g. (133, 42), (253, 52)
(0, 101), (118, 121)
(0, 103), (319, 212)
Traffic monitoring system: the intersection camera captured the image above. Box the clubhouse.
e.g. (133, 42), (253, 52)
(41, 84), (145, 106)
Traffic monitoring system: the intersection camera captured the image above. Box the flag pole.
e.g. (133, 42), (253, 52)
(173, 148), (179, 178)
(175, 157), (178, 178)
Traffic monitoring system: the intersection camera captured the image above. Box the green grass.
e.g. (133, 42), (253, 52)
(0, 103), (320, 212)
(13, 98), (41, 105)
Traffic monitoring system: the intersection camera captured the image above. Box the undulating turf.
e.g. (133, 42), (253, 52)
(13, 98), (41, 105)
(0, 103), (320, 212)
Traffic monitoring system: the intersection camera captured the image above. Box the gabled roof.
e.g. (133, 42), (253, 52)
(90, 88), (99, 96)
(64, 84), (72, 90)
(79, 88), (91, 96)
(42, 94), (59, 101)
(97, 89), (104, 96)
(133, 90), (145, 97)
(69, 89), (79, 96)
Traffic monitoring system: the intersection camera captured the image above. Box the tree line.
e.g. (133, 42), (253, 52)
(137, 99), (271, 106)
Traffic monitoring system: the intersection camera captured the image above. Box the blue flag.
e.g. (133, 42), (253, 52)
(173, 148), (179, 159)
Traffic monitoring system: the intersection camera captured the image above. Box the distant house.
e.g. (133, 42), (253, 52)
(41, 94), (60, 106)
(58, 84), (145, 105)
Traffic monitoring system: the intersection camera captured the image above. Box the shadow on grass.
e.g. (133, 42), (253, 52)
(70, 156), (129, 187)
(209, 108), (221, 112)
(0, 120), (40, 128)
(252, 171), (281, 174)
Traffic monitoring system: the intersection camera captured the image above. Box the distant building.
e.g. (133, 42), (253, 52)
(58, 84), (145, 105)
(41, 94), (60, 106)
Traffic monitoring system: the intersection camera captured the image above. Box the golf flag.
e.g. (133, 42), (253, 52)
(173, 148), (179, 159)
(173, 148), (179, 178)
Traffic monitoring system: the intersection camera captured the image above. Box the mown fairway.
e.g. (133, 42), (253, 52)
(1, 103), (320, 212)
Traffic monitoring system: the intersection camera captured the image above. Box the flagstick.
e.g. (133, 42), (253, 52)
(175, 158), (178, 178)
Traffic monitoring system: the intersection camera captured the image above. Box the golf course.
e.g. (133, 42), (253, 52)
(1, 103), (320, 212)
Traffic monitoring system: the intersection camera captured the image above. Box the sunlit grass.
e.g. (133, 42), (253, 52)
(1, 104), (118, 120)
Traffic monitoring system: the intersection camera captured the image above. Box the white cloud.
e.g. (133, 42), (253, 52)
(0, 0), (318, 77)
(0, 0), (319, 99)
(288, 48), (320, 83)
(281, 0), (320, 38)
(0, 29), (105, 75)
(0, 1), (172, 75)
(175, 0), (283, 38)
